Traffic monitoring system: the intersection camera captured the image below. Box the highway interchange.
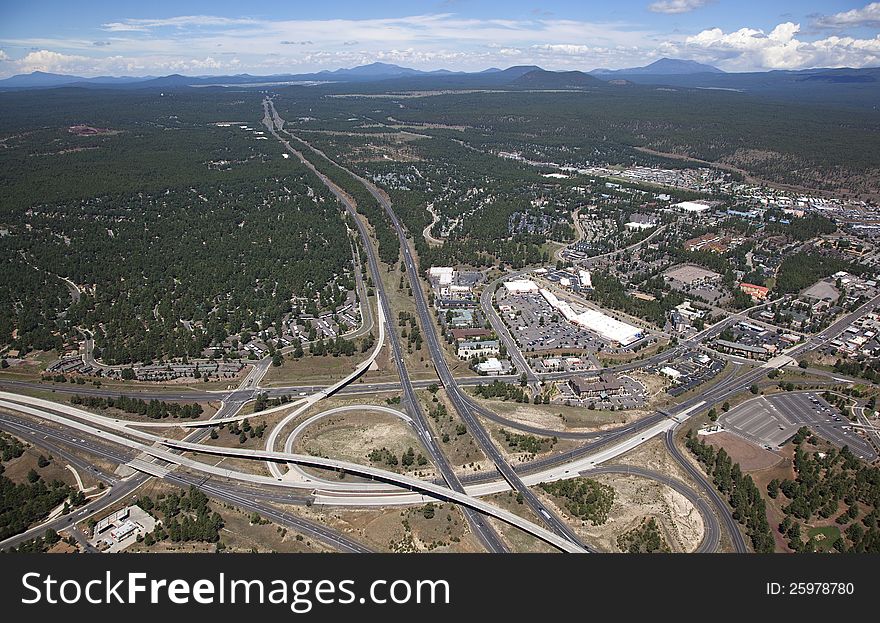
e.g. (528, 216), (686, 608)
(2, 97), (880, 554)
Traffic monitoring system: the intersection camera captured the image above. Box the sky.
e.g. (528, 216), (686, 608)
(1, 1), (879, 77)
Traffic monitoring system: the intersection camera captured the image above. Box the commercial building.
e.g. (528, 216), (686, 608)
(110, 521), (138, 542)
(684, 233), (730, 253)
(476, 357), (505, 375)
(568, 376), (626, 399)
(503, 279), (540, 294)
(660, 366), (683, 381)
(673, 200), (713, 213)
(457, 340), (500, 359)
(428, 266), (455, 281)
(664, 265), (721, 288)
(450, 328), (493, 341)
(624, 212), (658, 231)
(714, 338), (769, 359)
(539, 288), (642, 346)
(578, 269), (592, 289)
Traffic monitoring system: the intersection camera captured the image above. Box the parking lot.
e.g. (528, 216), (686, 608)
(497, 290), (605, 353)
(719, 392), (876, 460)
(663, 351), (725, 397)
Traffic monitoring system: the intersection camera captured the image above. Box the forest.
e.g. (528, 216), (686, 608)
(686, 430), (776, 553)
(136, 486), (225, 546)
(774, 252), (865, 295)
(539, 477), (615, 526)
(769, 429), (880, 553)
(71, 394), (204, 419)
(0, 447), (80, 541)
(0, 92), (358, 362)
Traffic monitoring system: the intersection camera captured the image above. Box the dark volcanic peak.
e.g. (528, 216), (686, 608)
(498, 65), (543, 78)
(319, 62), (424, 77)
(593, 58), (724, 75)
(511, 68), (604, 89)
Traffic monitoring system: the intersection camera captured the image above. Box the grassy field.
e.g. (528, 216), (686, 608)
(806, 525), (841, 552)
(290, 503), (484, 553)
(379, 264), (439, 382)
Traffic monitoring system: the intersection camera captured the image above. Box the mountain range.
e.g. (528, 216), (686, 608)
(0, 58), (726, 90)
(1, 60), (877, 108)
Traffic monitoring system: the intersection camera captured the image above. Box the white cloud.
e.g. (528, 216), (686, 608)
(649, 0), (710, 15)
(1, 48), (246, 77)
(531, 43), (592, 55)
(16, 49), (91, 73)
(1, 13), (660, 76)
(101, 15), (258, 32)
(0, 49), (9, 62)
(814, 2), (880, 29)
(1, 11), (878, 78)
(683, 22), (880, 70)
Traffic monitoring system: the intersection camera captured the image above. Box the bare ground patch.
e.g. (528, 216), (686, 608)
(705, 431), (783, 472)
(534, 473), (704, 552)
(291, 504), (483, 553)
(295, 411), (429, 476)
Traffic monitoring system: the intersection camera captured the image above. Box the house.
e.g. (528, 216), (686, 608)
(739, 282), (769, 301)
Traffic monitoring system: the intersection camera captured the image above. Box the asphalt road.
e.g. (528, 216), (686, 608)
(0, 412), (373, 553)
(265, 99), (508, 553)
(664, 426), (749, 553)
(586, 464), (720, 553)
(328, 142), (591, 551)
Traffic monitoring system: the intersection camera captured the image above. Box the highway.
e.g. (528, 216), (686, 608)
(663, 425), (748, 553)
(0, 412), (373, 553)
(2, 97), (878, 555)
(0, 394), (586, 553)
(280, 121), (592, 551)
(263, 98), (509, 553)
(2, 279), (873, 553)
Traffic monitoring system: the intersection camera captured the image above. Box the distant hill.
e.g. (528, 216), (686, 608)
(585, 65), (880, 108)
(592, 58), (724, 76)
(0, 71), (147, 88)
(1, 61), (878, 109)
(317, 62), (427, 79)
(511, 69), (605, 89)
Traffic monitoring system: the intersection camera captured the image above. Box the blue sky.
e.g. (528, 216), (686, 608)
(1, 1), (879, 77)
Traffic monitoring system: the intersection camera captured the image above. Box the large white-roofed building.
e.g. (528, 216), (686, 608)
(539, 289), (643, 346)
(673, 200), (712, 213)
(503, 279), (540, 294)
